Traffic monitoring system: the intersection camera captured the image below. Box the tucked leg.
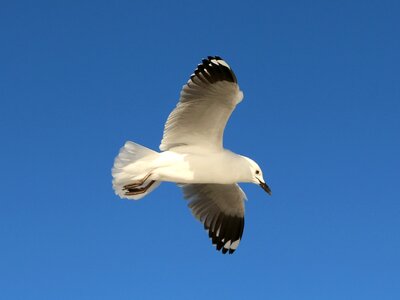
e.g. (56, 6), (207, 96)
(124, 180), (156, 196)
(123, 173), (152, 190)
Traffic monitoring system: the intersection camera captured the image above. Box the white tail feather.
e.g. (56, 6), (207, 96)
(112, 141), (161, 200)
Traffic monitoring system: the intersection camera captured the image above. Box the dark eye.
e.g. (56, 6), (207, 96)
(255, 170), (260, 175)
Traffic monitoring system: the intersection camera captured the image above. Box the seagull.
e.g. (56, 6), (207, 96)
(112, 56), (271, 254)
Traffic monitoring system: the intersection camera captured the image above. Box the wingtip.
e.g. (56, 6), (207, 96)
(191, 56), (237, 83)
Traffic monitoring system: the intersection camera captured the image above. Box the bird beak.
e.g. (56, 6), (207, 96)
(258, 178), (272, 195)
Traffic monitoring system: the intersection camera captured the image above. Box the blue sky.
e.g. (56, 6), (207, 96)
(1, 0), (399, 299)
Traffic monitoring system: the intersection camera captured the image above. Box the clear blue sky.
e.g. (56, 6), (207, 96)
(1, 1), (399, 299)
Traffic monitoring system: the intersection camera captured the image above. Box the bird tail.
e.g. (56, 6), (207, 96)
(112, 141), (161, 200)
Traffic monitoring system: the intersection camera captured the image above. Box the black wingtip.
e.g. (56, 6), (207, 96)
(190, 56), (237, 84)
(204, 214), (244, 255)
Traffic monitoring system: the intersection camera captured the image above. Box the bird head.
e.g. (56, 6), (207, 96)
(243, 157), (272, 195)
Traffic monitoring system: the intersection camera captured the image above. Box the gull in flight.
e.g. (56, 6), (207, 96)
(112, 56), (271, 254)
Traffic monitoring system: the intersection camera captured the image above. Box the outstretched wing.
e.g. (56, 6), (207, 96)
(181, 183), (246, 254)
(160, 56), (243, 151)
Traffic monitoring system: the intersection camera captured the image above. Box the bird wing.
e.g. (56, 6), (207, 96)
(181, 183), (246, 254)
(159, 56), (244, 151)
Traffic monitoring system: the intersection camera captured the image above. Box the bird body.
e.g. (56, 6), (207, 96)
(112, 56), (271, 254)
(116, 145), (257, 185)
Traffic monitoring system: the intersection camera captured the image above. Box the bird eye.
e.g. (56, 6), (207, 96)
(255, 170), (260, 175)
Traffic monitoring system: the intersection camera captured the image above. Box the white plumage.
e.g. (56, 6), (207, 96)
(112, 56), (271, 254)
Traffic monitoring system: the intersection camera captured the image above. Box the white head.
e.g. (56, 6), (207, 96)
(242, 157), (272, 195)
